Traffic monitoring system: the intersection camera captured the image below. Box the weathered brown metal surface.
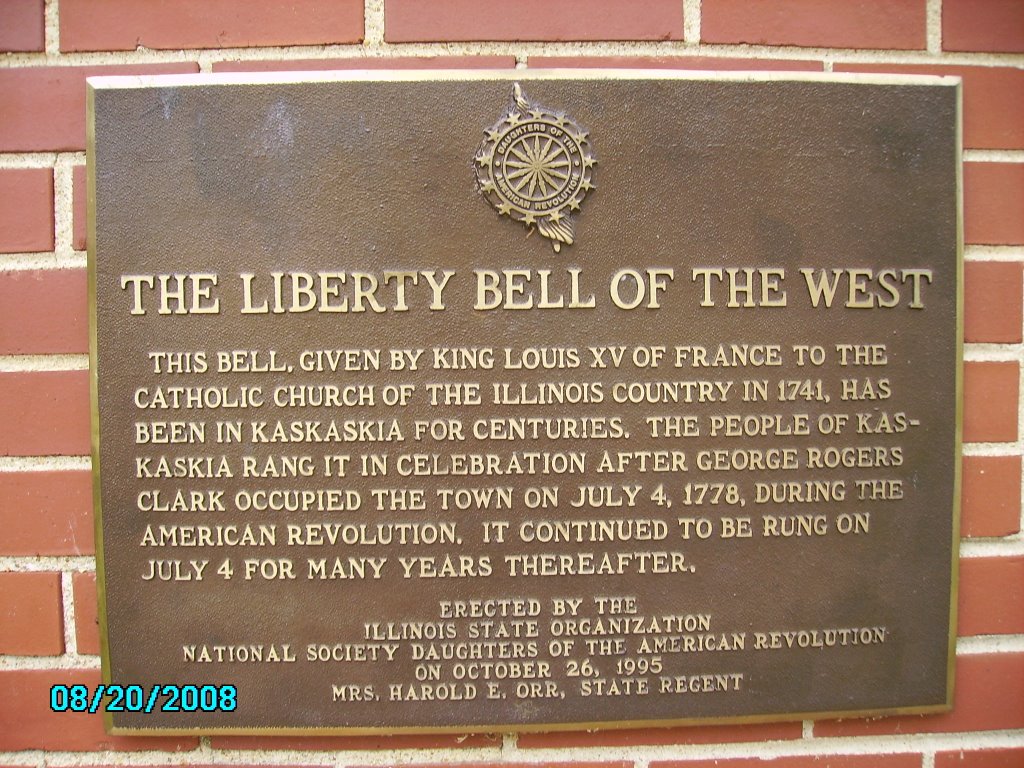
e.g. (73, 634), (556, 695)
(89, 71), (961, 733)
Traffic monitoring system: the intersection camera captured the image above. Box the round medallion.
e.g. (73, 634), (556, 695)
(475, 84), (596, 252)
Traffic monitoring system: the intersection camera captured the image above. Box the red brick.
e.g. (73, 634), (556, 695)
(962, 455), (1022, 538)
(963, 362), (1018, 443)
(0, 63), (199, 152)
(0, 471), (94, 556)
(0, 571), (63, 655)
(518, 720), (800, 748)
(211, 733), (496, 751)
(212, 55), (517, 72)
(0, 669), (198, 750)
(72, 164), (86, 251)
(652, 757), (921, 768)
(0, 0), (45, 52)
(59, 0), (362, 51)
(944, 0), (1024, 53)
(817, 653), (1024, 735)
(702, 0), (926, 50)
(0, 270), (88, 354)
(385, 0), (683, 42)
(71, 571), (99, 655)
(937, 747), (1024, 768)
(528, 56), (823, 71)
(0, 168), (53, 253)
(965, 163), (1024, 245)
(964, 261), (1023, 343)
(0, 371), (91, 456)
(834, 64), (1024, 150)
(348, 764), (624, 768)
(959, 556), (1024, 636)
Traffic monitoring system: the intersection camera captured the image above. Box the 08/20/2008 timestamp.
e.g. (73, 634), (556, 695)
(50, 684), (237, 714)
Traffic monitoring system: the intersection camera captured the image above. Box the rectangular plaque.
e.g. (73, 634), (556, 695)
(89, 71), (962, 733)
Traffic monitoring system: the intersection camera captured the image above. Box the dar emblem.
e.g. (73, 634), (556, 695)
(475, 83), (596, 252)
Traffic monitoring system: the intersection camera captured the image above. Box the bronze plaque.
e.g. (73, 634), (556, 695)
(88, 71), (961, 734)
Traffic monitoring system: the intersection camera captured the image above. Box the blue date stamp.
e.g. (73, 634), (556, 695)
(50, 684), (237, 713)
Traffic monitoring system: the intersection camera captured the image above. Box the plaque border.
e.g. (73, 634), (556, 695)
(87, 69), (964, 735)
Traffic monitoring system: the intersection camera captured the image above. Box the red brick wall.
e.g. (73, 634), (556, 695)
(1, 1), (1021, 765)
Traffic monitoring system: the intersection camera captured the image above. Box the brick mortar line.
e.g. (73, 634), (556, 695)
(0, 355), (89, 372)
(963, 344), (1024, 361)
(365, 0), (385, 47)
(0, 730), (1019, 766)
(53, 154), (76, 254)
(60, 570), (77, 655)
(961, 539), (1024, 557)
(963, 150), (1024, 163)
(0, 556), (94, 571)
(958, 635), (1024, 654)
(0, 656), (100, 670)
(0, 456), (91, 472)
(0, 153), (60, 168)
(501, 732), (517, 755)
(43, 0), (59, 56)
(2, 41), (1023, 68)
(960, 525), (1024, 544)
(195, 51), (214, 74)
(0, 253), (86, 272)
(965, 246), (1024, 261)
(961, 443), (1022, 456)
(683, 0), (701, 44)
(926, 0), (943, 55)
(0, 757), (41, 768)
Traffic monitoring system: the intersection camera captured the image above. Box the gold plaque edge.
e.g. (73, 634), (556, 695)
(83, 67), (964, 92)
(946, 77), (966, 710)
(86, 73), (965, 736)
(104, 700), (956, 737)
